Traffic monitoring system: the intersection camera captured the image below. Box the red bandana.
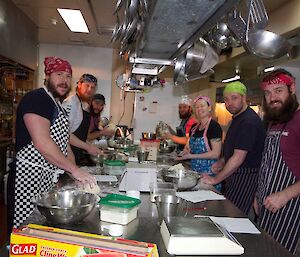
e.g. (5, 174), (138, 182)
(44, 57), (72, 76)
(261, 73), (294, 89)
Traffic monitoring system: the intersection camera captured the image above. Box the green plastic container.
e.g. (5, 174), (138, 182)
(99, 194), (141, 225)
(103, 160), (126, 176)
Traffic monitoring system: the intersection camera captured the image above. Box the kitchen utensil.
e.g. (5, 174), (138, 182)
(200, 38), (219, 74)
(173, 54), (186, 86)
(184, 40), (206, 76)
(136, 150), (149, 163)
(141, 132), (156, 140)
(246, 29), (291, 59)
(227, 8), (247, 42)
(159, 140), (176, 153)
(186, 69), (215, 82)
(122, 15), (139, 44)
(161, 169), (200, 190)
(248, 0), (268, 29)
(128, 0), (139, 19)
(155, 194), (182, 223)
(244, 1), (290, 59)
(90, 150), (115, 165)
(32, 189), (98, 224)
(215, 22), (231, 36)
(149, 182), (177, 202)
(111, 15), (122, 43)
(114, 0), (126, 14)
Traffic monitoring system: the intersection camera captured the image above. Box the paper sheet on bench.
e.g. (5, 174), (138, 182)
(94, 175), (118, 182)
(176, 190), (226, 203)
(209, 216), (261, 234)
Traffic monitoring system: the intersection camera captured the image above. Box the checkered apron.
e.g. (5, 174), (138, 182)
(13, 91), (69, 228)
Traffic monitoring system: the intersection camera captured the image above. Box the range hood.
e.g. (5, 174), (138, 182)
(118, 0), (241, 80)
(135, 0), (240, 60)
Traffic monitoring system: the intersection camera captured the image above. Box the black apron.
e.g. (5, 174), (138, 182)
(176, 117), (190, 152)
(8, 88), (69, 231)
(71, 95), (91, 165)
(256, 126), (300, 254)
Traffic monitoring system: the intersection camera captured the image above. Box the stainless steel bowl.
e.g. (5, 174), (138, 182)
(161, 169), (200, 190)
(90, 150), (114, 164)
(33, 189), (98, 224)
(141, 132), (156, 140)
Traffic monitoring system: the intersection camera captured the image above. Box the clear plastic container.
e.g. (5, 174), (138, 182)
(149, 182), (177, 202)
(99, 194), (141, 225)
(103, 160), (126, 176)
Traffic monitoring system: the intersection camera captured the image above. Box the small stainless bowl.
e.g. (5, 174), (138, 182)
(33, 189), (98, 224)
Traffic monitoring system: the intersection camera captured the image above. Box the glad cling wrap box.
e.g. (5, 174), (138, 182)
(10, 224), (159, 257)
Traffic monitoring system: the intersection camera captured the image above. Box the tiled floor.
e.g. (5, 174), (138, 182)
(0, 192), (8, 246)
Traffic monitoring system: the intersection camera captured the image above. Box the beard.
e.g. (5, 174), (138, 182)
(46, 79), (71, 101)
(263, 93), (299, 124)
(179, 111), (191, 119)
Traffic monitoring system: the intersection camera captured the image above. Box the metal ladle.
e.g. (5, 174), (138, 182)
(245, 0), (291, 59)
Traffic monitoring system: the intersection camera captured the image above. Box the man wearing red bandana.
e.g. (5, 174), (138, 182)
(255, 68), (300, 254)
(7, 56), (96, 235)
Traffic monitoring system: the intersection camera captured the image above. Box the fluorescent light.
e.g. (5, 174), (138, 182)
(264, 66), (275, 72)
(222, 74), (240, 83)
(57, 8), (89, 33)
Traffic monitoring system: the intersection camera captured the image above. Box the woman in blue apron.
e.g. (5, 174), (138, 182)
(177, 96), (223, 191)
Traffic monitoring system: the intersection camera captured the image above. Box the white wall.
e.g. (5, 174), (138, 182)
(37, 43), (113, 117)
(132, 80), (211, 141)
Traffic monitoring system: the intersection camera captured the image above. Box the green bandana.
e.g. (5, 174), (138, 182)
(223, 81), (247, 95)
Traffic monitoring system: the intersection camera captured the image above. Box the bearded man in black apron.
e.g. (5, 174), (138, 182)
(7, 57), (96, 235)
(202, 81), (266, 215)
(63, 74), (101, 165)
(254, 69), (300, 254)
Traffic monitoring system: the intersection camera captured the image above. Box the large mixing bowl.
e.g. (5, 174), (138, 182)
(161, 169), (200, 190)
(33, 189), (98, 224)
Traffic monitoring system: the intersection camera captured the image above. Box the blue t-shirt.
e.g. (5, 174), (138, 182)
(15, 88), (58, 152)
(224, 107), (266, 169)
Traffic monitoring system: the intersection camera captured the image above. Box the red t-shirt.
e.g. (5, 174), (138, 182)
(270, 109), (300, 180)
(185, 116), (197, 137)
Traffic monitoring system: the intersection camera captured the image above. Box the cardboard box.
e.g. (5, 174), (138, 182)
(10, 224), (159, 257)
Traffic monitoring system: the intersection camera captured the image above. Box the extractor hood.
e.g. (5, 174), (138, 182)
(113, 0), (241, 81)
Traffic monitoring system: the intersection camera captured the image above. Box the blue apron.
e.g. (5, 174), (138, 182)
(189, 118), (221, 191)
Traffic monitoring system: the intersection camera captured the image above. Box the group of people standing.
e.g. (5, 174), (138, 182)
(166, 70), (299, 254)
(5, 55), (299, 254)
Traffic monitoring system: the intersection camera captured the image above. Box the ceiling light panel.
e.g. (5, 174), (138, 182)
(57, 8), (89, 33)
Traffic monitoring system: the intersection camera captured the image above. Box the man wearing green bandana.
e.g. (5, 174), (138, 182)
(202, 81), (266, 215)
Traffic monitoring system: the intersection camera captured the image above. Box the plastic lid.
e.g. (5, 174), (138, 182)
(103, 160), (126, 166)
(100, 194), (141, 208)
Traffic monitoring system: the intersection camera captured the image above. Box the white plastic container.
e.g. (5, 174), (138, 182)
(100, 205), (139, 225)
(99, 194), (141, 225)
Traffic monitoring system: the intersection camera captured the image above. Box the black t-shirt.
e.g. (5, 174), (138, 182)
(189, 119), (222, 149)
(224, 107), (266, 169)
(15, 88), (58, 152)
